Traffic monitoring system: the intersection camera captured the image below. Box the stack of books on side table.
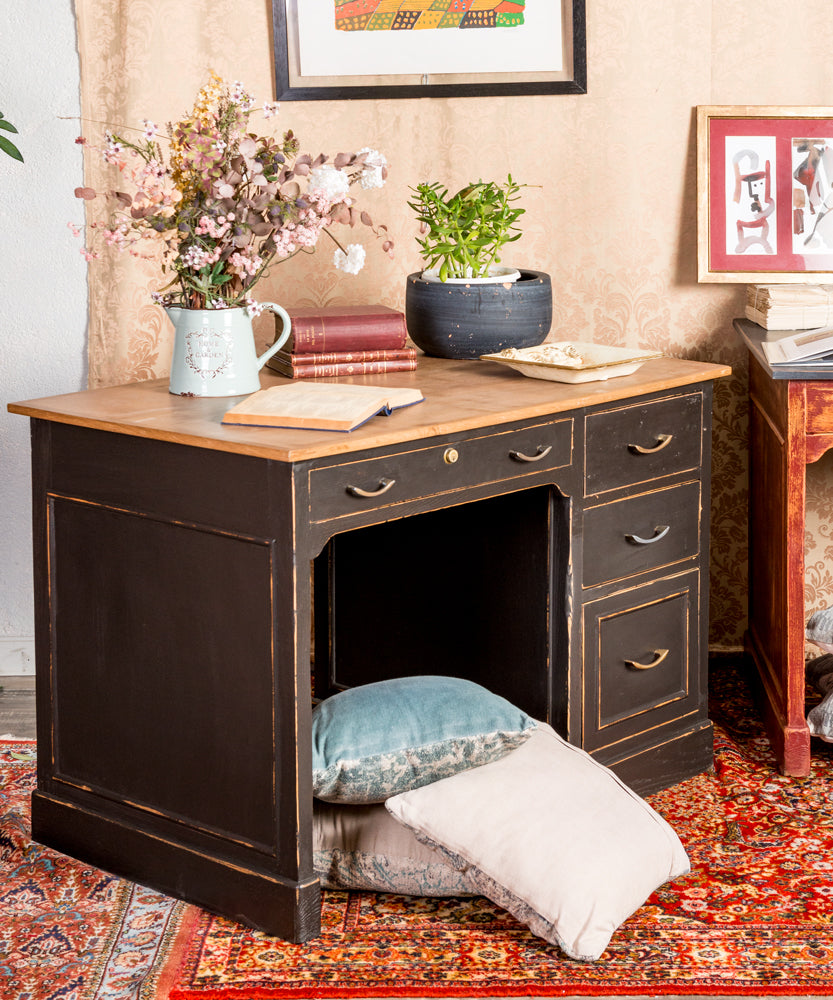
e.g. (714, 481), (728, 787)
(745, 283), (833, 330)
(265, 304), (417, 379)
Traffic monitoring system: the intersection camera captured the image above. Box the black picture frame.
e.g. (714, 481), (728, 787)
(271, 0), (586, 101)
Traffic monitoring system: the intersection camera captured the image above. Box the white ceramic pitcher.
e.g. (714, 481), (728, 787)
(166, 302), (291, 397)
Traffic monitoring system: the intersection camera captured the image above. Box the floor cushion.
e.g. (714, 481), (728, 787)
(312, 675), (536, 803)
(385, 722), (690, 961)
(313, 799), (473, 896)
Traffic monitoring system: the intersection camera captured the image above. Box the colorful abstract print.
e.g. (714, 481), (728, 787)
(335, 0), (526, 32)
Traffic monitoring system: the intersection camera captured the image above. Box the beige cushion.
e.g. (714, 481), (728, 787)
(313, 800), (473, 896)
(385, 722), (690, 961)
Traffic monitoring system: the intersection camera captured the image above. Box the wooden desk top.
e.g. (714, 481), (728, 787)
(8, 355), (731, 463)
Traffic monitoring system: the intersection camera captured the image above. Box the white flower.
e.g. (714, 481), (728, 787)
(333, 243), (366, 275)
(230, 80), (255, 111)
(309, 164), (351, 201)
(356, 147), (387, 190)
(141, 119), (158, 140)
(262, 101), (280, 119)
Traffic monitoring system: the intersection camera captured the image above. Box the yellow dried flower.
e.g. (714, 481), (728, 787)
(192, 71), (225, 121)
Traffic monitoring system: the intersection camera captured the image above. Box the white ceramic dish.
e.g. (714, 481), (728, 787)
(480, 341), (664, 383)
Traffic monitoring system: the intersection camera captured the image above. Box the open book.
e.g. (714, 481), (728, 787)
(760, 325), (833, 366)
(222, 382), (425, 432)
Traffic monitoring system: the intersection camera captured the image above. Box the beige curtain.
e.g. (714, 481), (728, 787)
(73, 0), (475, 388)
(76, 0), (833, 649)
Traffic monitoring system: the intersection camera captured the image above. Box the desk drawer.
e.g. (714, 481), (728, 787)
(309, 418), (573, 523)
(582, 481), (700, 588)
(582, 572), (699, 753)
(585, 393), (702, 496)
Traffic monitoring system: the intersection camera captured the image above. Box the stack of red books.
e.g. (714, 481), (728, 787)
(266, 304), (417, 379)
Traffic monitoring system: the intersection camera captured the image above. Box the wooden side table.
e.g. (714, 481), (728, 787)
(738, 318), (833, 777)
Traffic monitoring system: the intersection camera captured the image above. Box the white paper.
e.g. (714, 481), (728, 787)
(724, 135), (778, 257)
(295, 0), (562, 78)
(761, 325), (833, 364)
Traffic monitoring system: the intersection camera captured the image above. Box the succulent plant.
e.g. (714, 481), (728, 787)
(408, 175), (526, 281)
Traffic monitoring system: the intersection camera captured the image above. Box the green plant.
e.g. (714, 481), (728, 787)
(408, 175), (526, 281)
(0, 112), (23, 161)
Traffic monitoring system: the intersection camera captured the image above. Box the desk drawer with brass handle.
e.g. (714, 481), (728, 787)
(585, 392), (703, 496)
(582, 480), (701, 588)
(308, 418), (573, 523)
(582, 571), (699, 754)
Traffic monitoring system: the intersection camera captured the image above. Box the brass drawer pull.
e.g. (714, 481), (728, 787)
(625, 648), (670, 670)
(509, 445), (553, 463)
(625, 524), (670, 545)
(347, 477), (396, 498)
(629, 433), (673, 455)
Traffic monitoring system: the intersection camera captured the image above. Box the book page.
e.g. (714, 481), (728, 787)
(223, 382), (424, 430)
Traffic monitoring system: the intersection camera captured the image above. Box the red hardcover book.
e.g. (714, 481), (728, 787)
(270, 346), (416, 367)
(268, 357), (418, 379)
(274, 305), (407, 354)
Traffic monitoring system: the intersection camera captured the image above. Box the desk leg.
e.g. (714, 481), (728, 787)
(747, 370), (811, 776)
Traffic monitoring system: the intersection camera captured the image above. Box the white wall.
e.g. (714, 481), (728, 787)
(0, 0), (88, 673)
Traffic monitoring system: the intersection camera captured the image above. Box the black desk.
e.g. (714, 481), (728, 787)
(9, 355), (729, 940)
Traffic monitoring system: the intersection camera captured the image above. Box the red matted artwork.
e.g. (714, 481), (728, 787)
(697, 106), (833, 283)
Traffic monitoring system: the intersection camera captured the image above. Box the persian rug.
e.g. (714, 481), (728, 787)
(6, 662), (833, 997)
(0, 739), (198, 1000)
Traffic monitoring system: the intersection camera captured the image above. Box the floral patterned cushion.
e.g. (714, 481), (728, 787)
(311, 676), (535, 804)
(313, 800), (473, 896)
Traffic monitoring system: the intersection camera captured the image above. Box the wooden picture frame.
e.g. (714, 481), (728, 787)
(697, 105), (833, 283)
(271, 0), (586, 101)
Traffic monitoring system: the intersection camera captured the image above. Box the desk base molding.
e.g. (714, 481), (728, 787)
(32, 792), (322, 942)
(597, 721), (714, 792)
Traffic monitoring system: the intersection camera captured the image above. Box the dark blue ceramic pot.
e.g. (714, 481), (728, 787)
(405, 269), (552, 360)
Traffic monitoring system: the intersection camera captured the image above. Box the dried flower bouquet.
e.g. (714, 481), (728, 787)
(72, 74), (393, 310)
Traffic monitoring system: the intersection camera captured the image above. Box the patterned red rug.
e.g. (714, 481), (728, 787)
(5, 663), (833, 997)
(0, 739), (197, 999)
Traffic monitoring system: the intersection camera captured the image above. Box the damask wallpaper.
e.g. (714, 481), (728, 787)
(73, 0), (833, 650)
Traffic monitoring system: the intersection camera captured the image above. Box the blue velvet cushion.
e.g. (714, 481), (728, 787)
(312, 676), (536, 804)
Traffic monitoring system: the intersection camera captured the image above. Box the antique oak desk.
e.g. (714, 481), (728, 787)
(10, 355), (729, 941)
(738, 317), (833, 777)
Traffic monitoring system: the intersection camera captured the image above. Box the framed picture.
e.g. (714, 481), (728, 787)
(271, 0), (586, 101)
(697, 105), (833, 283)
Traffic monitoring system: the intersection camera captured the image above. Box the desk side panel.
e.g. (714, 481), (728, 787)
(28, 419), (319, 939)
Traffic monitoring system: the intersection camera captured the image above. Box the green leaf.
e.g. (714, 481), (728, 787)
(0, 134), (23, 162)
(0, 117), (20, 134)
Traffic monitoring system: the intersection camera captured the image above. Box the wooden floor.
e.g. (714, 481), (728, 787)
(0, 672), (799, 1000)
(0, 675), (35, 738)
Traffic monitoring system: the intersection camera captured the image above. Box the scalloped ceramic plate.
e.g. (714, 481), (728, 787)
(480, 341), (664, 383)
